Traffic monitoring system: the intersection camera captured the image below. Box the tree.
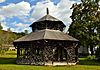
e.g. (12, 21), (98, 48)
(0, 23), (3, 30)
(68, 0), (100, 55)
(24, 30), (28, 35)
(7, 28), (11, 32)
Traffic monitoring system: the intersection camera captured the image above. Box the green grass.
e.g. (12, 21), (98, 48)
(0, 51), (100, 70)
(0, 65), (100, 70)
(78, 57), (100, 66)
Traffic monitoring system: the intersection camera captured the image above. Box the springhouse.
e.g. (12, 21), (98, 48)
(13, 8), (79, 65)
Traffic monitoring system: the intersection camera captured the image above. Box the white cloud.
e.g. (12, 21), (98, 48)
(30, 0), (76, 31)
(1, 22), (9, 30)
(1, 21), (31, 32)
(0, 1), (31, 18)
(0, 15), (5, 21)
(30, 0), (79, 32)
(0, 0), (79, 32)
(11, 22), (31, 32)
(27, 0), (77, 32)
(0, 0), (5, 3)
(10, 27), (31, 33)
(15, 23), (30, 28)
(0, 1), (31, 32)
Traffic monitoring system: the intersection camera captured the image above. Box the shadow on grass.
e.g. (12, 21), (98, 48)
(78, 59), (100, 66)
(6, 53), (16, 55)
(0, 55), (100, 66)
(0, 57), (16, 64)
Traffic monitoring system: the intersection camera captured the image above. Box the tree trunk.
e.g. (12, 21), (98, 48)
(90, 45), (94, 55)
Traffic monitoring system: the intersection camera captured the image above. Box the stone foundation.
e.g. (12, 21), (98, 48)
(44, 62), (76, 66)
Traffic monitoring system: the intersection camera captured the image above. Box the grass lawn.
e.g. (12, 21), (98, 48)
(0, 51), (100, 70)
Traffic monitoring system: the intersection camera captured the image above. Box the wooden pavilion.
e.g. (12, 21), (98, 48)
(13, 8), (79, 65)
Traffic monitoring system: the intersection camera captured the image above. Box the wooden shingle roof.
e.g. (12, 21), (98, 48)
(14, 29), (79, 42)
(30, 14), (66, 27)
(35, 14), (60, 22)
(30, 8), (66, 27)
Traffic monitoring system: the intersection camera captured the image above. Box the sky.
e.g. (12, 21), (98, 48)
(0, 0), (80, 33)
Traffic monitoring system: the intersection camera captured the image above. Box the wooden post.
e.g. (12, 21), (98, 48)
(17, 47), (20, 58)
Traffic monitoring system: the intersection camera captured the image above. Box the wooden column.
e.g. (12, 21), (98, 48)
(17, 47), (20, 58)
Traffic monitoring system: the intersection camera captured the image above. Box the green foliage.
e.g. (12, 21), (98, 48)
(86, 55), (95, 60)
(0, 23), (3, 30)
(95, 47), (100, 58)
(68, 0), (100, 55)
(24, 30), (28, 35)
(0, 30), (25, 54)
(0, 30), (24, 45)
(0, 47), (9, 55)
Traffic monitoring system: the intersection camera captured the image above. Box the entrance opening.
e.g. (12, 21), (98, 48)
(54, 47), (67, 62)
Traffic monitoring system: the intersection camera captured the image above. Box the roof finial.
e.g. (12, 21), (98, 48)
(47, 8), (49, 15)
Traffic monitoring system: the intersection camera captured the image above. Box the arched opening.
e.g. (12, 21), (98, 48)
(53, 46), (68, 62)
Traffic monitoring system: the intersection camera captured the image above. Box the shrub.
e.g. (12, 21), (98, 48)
(0, 47), (9, 55)
(86, 55), (95, 60)
(95, 47), (100, 57)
